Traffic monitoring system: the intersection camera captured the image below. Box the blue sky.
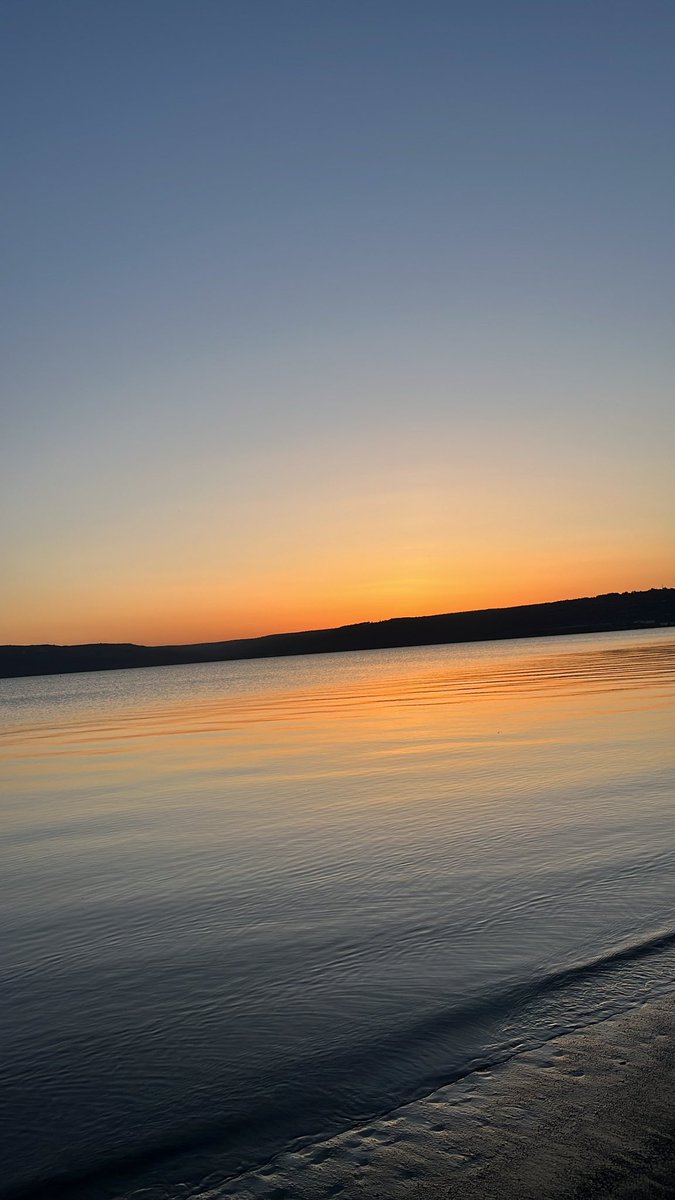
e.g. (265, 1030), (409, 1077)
(2, 0), (674, 643)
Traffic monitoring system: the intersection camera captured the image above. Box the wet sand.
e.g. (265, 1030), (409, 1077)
(215, 994), (675, 1199)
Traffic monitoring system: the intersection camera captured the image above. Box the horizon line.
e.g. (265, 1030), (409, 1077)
(3, 585), (673, 652)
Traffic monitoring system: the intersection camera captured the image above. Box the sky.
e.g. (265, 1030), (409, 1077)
(2, 0), (674, 646)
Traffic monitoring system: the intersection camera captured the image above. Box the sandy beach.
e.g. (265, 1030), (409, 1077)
(213, 994), (675, 1199)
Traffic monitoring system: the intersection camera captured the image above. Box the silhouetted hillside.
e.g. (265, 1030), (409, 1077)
(1, 589), (673, 680)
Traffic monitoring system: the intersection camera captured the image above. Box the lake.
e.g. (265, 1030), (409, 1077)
(1, 628), (674, 1199)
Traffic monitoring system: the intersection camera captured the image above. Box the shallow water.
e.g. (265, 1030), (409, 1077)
(1, 629), (674, 1199)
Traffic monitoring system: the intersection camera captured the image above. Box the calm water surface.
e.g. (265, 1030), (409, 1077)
(1, 630), (674, 1198)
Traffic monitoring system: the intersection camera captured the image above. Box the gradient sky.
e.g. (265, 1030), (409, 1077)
(2, 0), (674, 645)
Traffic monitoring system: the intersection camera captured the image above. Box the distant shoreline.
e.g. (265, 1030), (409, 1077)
(1, 587), (673, 680)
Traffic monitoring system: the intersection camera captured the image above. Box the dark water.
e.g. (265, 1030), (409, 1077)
(1, 630), (674, 1199)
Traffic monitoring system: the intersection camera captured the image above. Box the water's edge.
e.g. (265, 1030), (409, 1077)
(210, 990), (675, 1200)
(6, 930), (675, 1200)
(2, 630), (674, 1200)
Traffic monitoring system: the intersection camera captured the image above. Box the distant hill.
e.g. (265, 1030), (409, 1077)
(1, 588), (673, 680)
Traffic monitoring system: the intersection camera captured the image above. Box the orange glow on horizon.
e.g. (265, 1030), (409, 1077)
(3, 430), (673, 647)
(3, 552), (673, 648)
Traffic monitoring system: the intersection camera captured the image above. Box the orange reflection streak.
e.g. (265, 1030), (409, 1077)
(3, 639), (674, 762)
(3, 637), (673, 874)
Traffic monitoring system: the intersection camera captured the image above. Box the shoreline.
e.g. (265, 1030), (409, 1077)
(213, 993), (675, 1199)
(1, 588), (674, 679)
